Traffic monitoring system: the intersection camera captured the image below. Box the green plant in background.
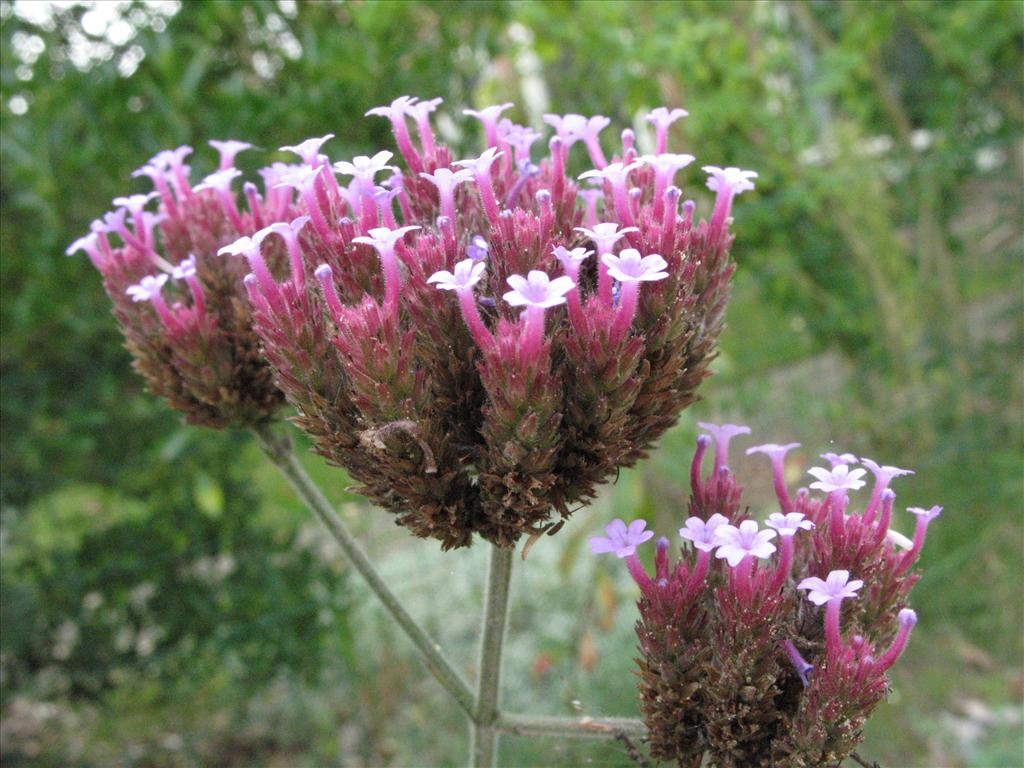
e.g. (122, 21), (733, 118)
(1, 2), (1020, 767)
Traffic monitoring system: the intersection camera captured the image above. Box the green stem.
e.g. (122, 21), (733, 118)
(252, 423), (476, 718)
(495, 712), (647, 740)
(470, 545), (514, 767)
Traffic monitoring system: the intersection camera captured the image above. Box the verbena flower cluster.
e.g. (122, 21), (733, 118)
(69, 97), (756, 549)
(67, 141), (289, 427)
(242, 100), (753, 549)
(591, 423), (938, 767)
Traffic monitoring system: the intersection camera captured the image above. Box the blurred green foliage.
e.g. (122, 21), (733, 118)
(1, 1), (1021, 766)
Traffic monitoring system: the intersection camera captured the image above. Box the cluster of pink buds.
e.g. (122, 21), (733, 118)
(591, 423), (937, 766)
(67, 141), (295, 426)
(234, 97), (754, 549)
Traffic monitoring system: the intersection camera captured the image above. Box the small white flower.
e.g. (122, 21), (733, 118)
(765, 512), (814, 537)
(427, 259), (486, 292)
(419, 167), (475, 193)
(194, 168), (242, 193)
(279, 134), (335, 164)
(703, 165), (758, 195)
(171, 255), (197, 281)
(552, 246), (592, 271)
(798, 570), (863, 606)
(807, 464), (868, 493)
(601, 249), (669, 283)
(351, 225), (421, 255)
(502, 270), (576, 309)
(578, 161), (643, 186)
(333, 151), (397, 183)
(453, 147), (504, 175)
(640, 153), (696, 174)
(574, 222), (638, 257)
(126, 273), (168, 302)
(645, 107), (689, 130)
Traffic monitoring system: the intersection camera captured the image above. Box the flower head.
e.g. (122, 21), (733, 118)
(798, 569), (863, 605)
(427, 259), (486, 292)
(126, 273), (168, 303)
(171, 255), (197, 281)
(807, 464), (868, 493)
(713, 520), (777, 566)
(703, 166), (758, 195)
(601, 249), (669, 283)
(678, 513), (729, 552)
(765, 512), (814, 537)
(589, 518), (655, 558)
(503, 270), (576, 309)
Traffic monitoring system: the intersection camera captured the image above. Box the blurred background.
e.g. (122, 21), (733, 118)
(1, 1), (1021, 766)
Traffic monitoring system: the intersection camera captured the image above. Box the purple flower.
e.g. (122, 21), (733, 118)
(765, 512), (814, 537)
(503, 270), (576, 309)
(713, 520), (777, 567)
(807, 464), (868, 493)
(601, 249), (669, 283)
(697, 422), (751, 471)
(797, 570), (863, 606)
(589, 518), (655, 558)
(466, 235), (489, 262)
(679, 513), (730, 552)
